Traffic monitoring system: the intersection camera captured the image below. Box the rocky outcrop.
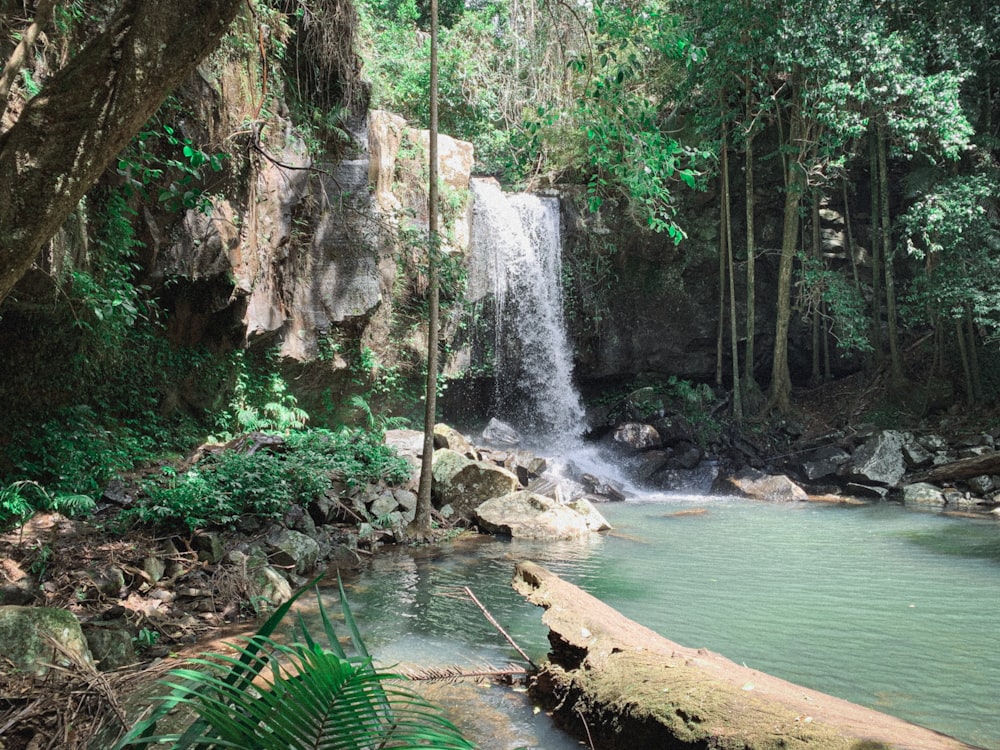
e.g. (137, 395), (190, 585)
(785, 426), (1000, 511)
(513, 561), (974, 750)
(153, 97), (474, 375)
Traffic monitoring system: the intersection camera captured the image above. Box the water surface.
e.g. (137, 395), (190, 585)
(310, 497), (1000, 749)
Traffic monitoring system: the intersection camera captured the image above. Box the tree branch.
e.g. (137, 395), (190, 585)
(0, 0), (57, 110)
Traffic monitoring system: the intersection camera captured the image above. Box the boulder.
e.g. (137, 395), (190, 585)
(566, 498), (614, 532)
(432, 448), (520, 519)
(718, 468), (808, 502)
(580, 473), (627, 502)
(384, 428), (425, 459)
(480, 417), (521, 449)
(612, 422), (661, 451)
(192, 532), (225, 564)
(800, 445), (851, 481)
(901, 433), (934, 468)
(0, 606), (94, 675)
(83, 621), (137, 671)
(265, 527), (320, 575)
(433, 424), (478, 457)
(474, 491), (610, 540)
(845, 430), (906, 486)
(368, 491), (399, 518)
(967, 475), (993, 495)
(902, 482), (946, 507)
(393, 489), (418, 524)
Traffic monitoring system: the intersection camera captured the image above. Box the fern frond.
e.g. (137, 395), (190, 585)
(113, 578), (476, 750)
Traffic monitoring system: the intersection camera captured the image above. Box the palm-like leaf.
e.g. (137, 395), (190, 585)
(114, 577), (475, 750)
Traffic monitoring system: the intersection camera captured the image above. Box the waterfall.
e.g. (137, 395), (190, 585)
(468, 179), (585, 445)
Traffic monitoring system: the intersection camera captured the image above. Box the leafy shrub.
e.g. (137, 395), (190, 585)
(129, 427), (410, 531)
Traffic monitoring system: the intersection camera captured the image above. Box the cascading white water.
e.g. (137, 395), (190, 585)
(468, 179), (585, 445)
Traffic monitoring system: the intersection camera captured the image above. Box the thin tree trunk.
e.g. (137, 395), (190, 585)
(715, 137), (726, 388)
(868, 131), (884, 362)
(0, 0), (57, 109)
(965, 304), (983, 402)
(842, 179), (860, 292)
(721, 125), (742, 421)
(876, 122), (904, 384)
(955, 318), (974, 406)
(743, 130), (757, 390)
(766, 155), (805, 414)
(414, 0), (440, 538)
(810, 196), (821, 386)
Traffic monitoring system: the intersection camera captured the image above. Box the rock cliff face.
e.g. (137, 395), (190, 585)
(154, 102), (474, 366)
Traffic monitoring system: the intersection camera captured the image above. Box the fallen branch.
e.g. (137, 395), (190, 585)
(462, 585), (537, 670)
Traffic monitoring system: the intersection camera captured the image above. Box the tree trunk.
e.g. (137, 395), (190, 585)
(876, 122), (904, 385)
(965, 305), (983, 403)
(810, 197), (822, 386)
(721, 125), (741, 421)
(766, 159), (804, 414)
(743, 129), (758, 392)
(715, 136), (726, 388)
(868, 131), (884, 363)
(0, 0), (57, 107)
(413, 0), (440, 538)
(955, 317), (974, 406)
(0, 0), (244, 304)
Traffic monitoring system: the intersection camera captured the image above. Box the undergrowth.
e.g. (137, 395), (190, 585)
(129, 428), (410, 532)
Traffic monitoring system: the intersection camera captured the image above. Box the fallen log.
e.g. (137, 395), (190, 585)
(512, 561), (973, 750)
(912, 451), (1000, 485)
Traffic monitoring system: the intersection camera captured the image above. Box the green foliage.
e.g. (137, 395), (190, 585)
(114, 579), (475, 750)
(899, 170), (1000, 338)
(118, 124), (227, 214)
(797, 252), (872, 353)
(129, 428), (408, 531)
(69, 192), (151, 347)
(132, 628), (161, 654)
(215, 350), (309, 438)
(565, 0), (706, 237)
(563, 235), (618, 327)
(0, 480), (95, 533)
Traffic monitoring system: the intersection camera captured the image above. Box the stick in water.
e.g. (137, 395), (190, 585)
(463, 586), (538, 670)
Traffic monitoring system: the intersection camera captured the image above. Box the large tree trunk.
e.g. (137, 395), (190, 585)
(0, 0), (243, 304)
(721, 126), (741, 422)
(766, 152), (805, 414)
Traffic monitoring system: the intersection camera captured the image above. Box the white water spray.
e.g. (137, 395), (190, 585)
(468, 179), (586, 446)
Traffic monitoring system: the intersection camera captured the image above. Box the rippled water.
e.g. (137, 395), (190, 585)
(304, 497), (1000, 749)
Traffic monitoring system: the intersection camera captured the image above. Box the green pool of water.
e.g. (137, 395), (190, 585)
(310, 497), (1000, 749)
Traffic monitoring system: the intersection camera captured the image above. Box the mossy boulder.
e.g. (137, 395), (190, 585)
(431, 448), (520, 520)
(0, 606), (94, 675)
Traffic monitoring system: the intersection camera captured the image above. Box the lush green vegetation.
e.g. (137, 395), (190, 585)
(356, 0), (999, 412)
